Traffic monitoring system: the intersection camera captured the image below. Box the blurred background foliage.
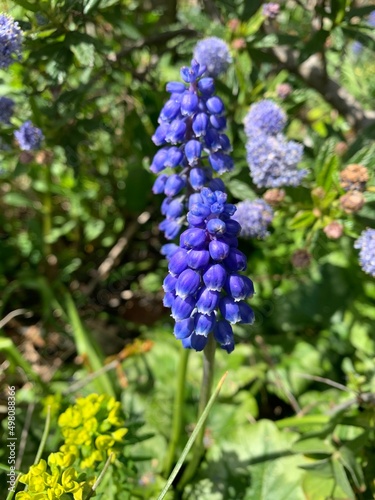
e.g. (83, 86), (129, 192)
(0, 0), (375, 498)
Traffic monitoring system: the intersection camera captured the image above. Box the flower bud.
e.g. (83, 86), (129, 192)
(164, 174), (186, 197)
(171, 296), (196, 320)
(174, 318), (194, 339)
(197, 77), (215, 96)
(152, 123), (169, 146)
(195, 288), (220, 314)
(152, 174), (168, 194)
(206, 96), (224, 115)
(165, 119), (187, 144)
(192, 113), (209, 136)
(187, 249), (210, 270)
(168, 248), (188, 275)
(206, 218), (226, 235)
(175, 269), (201, 298)
(203, 263), (227, 290)
(323, 221), (343, 240)
(190, 331), (208, 351)
(339, 164), (369, 192)
(209, 152), (234, 174)
(166, 82), (186, 93)
(209, 239), (230, 261)
(340, 191), (365, 214)
(263, 188), (285, 206)
(194, 312), (215, 335)
(223, 248), (247, 272)
(159, 100), (181, 122)
(189, 168), (207, 190)
(224, 274), (254, 301)
(213, 320), (234, 353)
(165, 147), (183, 168)
(180, 228), (207, 249)
(181, 93), (199, 116)
(163, 273), (177, 293)
(185, 140), (202, 166)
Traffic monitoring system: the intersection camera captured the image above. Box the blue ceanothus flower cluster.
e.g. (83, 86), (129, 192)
(0, 14), (22, 69)
(355, 229), (375, 278)
(244, 100), (307, 188)
(0, 96), (14, 124)
(0, 14), (44, 150)
(151, 59), (254, 353)
(233, 199), (274, 239)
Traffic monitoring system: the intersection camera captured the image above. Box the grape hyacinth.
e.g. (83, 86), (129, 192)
(165, 187), (254, 353)
(354, 229), (375, 277)
(233, 199), (273, 239)
(0, 14), (23, 69)
(0, 96), (14, 124)
(14, 120), (44, 151)
(193, 37), (232, 78)
(151, 59), (254, 352)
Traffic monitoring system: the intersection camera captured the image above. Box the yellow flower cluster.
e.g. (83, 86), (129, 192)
(16, 452), (95, 500)
(16, 394), (128, 499)
(58, 394), (128, 469)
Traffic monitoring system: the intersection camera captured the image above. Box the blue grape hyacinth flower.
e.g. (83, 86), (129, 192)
(151, 59), (234, 241)
(14, 121), (44, 151)
(0, 97), (14, 124)
(164, 187), (254, 353)
(193, 37), (232, 78)
(233, 199), (274, 239)
(151, 59), (254, 353)
(0, 14), (23, 69)
(354, 229), (375, 277)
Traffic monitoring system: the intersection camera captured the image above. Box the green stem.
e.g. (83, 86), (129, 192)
(177, 334), (216, 490)
(163, 347), (190, 476)
(34, 405), (51, 465)
(84, 453), (114, 500)
(158, 370), (227, 500)
(42, 165), (52, 256)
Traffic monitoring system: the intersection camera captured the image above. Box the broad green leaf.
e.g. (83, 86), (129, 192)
(292, 437), (334, 456)
(332, 457), (355, 499)
(70, 42), (95, 67)
(338, 446), (365, 491)
(227, 179), (257, 201)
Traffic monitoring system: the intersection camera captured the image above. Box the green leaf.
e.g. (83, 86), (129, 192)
(338, 446), (365, 491)
(70, 42), (95, 67)
(3, 192), (35, 208)
(299, 457), (333, 475)
(330, 0), (347, 24)
(84, 219), (105, 241)
(13, 0), (39, 11)
(292, 437), (334, 456)
(316, 155), (339, 191)
(242, 420), (305, 500)
(83, 0), (102, 14)
(227, 179), (257, 201)
(63, 292), (115, 397)
(288, 211), (315, 230)
(332, 456), (355, 499)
